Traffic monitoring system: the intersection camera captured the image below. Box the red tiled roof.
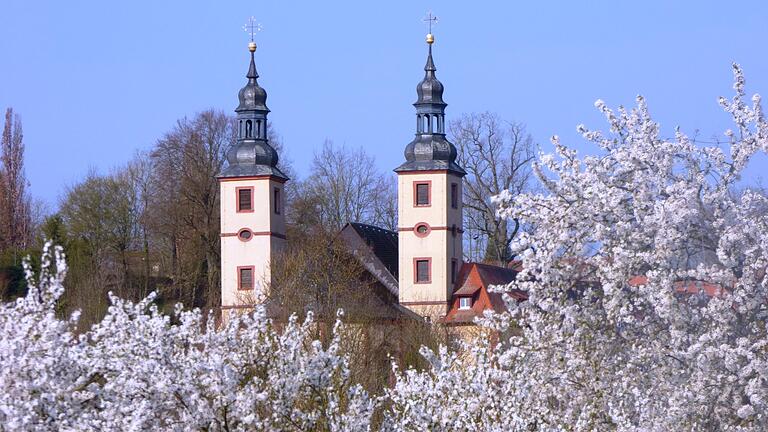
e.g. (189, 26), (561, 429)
(442, 262), (524, 325)
(629, 275), (725, 297)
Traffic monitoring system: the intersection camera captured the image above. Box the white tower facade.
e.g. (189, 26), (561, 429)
(219, 41), (288, 316)
(395, 34), (466, 319)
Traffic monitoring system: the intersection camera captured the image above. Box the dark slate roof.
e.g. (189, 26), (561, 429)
(394, 41), (466, 177)
(338, 222), (399, 297)
(347, 223), (399, 279)
(395, 135), (466, 175)
(219, 46), (287, 180)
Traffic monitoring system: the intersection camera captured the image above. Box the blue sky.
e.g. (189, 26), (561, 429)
(2, 1), (767, 207)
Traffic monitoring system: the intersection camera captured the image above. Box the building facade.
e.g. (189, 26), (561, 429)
(219, 41), (288, 317)
(394, 33), (467, 319)
(217, 33), (518, 325)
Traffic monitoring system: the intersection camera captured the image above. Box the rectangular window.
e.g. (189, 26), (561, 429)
(414, 258), (431, 283)
(451, 259), (458, 284)
(237, 187), (253, 212)
(459, 297), (472, 309)
(414, 182), (431, 207)
(238, 266), (254, 290)
(451, 183), (458, 209)
(274, 187), (282, 215)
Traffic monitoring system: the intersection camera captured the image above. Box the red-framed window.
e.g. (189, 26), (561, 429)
(273, 187), (282, 215)
(237, 228), (253, 242)
(451, 183), (458, 209)
(414, 222), (431, 238)
(414, 181), (431, 207)
(414, 257), (432, 284)
(236, 187), (254, 213)
(237, 266), (255, 290)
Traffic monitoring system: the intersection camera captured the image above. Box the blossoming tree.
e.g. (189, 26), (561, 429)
(386, 65), (768, 431)
(3, 66), (767, 431)
(0, 244), (374, 431)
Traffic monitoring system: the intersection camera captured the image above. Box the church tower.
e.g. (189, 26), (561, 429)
(219, 39), (288, 314)
(395, 30), (466, 319)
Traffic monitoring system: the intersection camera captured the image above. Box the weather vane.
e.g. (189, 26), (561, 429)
(423, 11), (438, 44)
(243, 16), (262, 43)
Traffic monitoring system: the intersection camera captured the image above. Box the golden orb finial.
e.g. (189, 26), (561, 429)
(423, 11), (438, 45)
(248, 41), (257, 52)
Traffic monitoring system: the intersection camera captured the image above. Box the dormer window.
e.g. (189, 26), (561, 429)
(459, 297), (472, 310)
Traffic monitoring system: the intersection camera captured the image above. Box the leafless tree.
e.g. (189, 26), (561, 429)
(449, 112), (536, 265)
(150, 110), (234, 309)
(126, 151), (155, 298)
(269, 232), (443, 394)
(296, 140), (397, 234)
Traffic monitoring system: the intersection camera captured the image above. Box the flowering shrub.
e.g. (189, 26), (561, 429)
(0, 244), (373, 431)
(386, 65), (768, 431)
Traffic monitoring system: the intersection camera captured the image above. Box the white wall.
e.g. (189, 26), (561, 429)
(397, 171), (463, 318)
(220, 177), (286, 308)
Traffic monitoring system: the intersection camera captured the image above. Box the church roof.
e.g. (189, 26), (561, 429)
(339, 223), (399, 297)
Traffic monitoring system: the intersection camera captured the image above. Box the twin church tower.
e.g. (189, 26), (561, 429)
(219, 30), (464, 319)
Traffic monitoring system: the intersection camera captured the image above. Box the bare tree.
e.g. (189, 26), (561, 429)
(0, 108), (31, 256)
(126, 151), (155, 298)
(150, 110), (234, 309)
(295, 140), (397, 234)
(449, 112), (536, 265)
(269, 232), (443, 394)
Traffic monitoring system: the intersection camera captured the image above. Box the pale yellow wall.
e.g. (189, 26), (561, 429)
(221, 235), (272, 306)
(220, 177), (286, 309)
(397, 172), (463, 228)
(220, 179), (285, 234)
(397, 171), (463, 319)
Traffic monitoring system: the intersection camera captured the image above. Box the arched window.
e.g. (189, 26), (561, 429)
(416, 115), (422, 133)
(239, 120), (243, 137)
(245, 120), (253, 138)
(426, 115), (432, 133)
(256, 120), (262, 138)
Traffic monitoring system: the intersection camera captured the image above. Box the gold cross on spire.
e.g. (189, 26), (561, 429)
(423, 11), (438, 44)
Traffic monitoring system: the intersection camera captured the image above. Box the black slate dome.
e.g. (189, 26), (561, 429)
(395, 37), (465, 176)
(236, 57), (269, 113)
(219, 44), (288, 180)
(415, 51), (446, 106)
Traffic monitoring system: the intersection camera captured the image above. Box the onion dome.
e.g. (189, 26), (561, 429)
(236, 42), (269, 113)
(395, 34), (465, 176)
(415, 44), (446, 106)
(220, 42), (288, 180)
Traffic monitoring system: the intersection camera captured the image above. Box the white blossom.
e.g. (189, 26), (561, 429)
(388, 64), (768, 431)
